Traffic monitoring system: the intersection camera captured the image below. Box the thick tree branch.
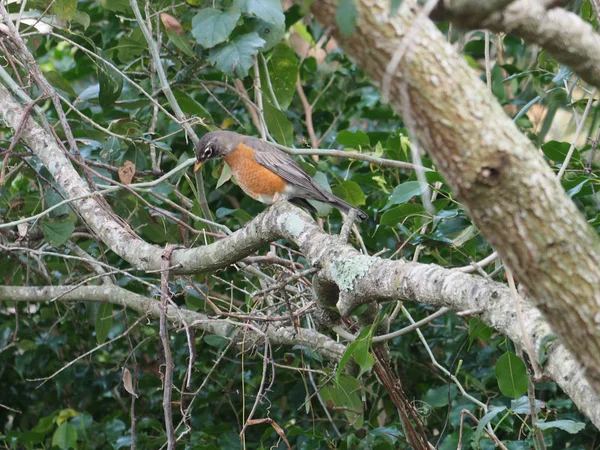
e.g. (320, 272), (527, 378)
(304, 0), (600, 398)
(432, 0), (600, 90)
(1, 199), (599, 427)
(0, 285), (345, 363)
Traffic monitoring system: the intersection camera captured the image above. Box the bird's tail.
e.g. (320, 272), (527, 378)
(322, 192), (368, 221)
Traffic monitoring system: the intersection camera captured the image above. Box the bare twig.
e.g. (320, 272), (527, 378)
(159, 244), (176, 450)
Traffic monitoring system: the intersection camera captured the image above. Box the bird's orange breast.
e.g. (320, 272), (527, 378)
(223, 143), (287, 202)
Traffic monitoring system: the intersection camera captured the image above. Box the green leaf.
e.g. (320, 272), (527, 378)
(251, 18), (285, 51)
(541, 140), (580, 164)
(495, 352), (529, 398)
(336, 130), (370, 148)
(52, 0), (77, 20)
(216, 163), (233, 188)
(262, 44), (298, 110)
(332, 180), (366, 207)
(536, 420), (586, 434)
(45, 188), (72, 218)
(52, 422), (77, 450)
(208, 32), (266, 78)
(101, 136), (122, 161)
(337, 327), (374, 378)
(95, 302), (113, 344)
(468, 318), (494, 348)
(474, 406), (507, 447)
(117, 29), (146, 63)
(423, 385), (457, 408)
(98, 55), (123, 108)
(73, 11), (91, 29)
(100, 0), (130, 13)
(538, 334), (557, 366)
(173, 90), (213, 122)
(191, 7), (241, 49)
(204, 335), (228, 349)
(263, 101), (293, 146)
(320, 375), (364, 429)
(567, 179), (588, 198)
(44, 71), (77, 98)
(237, 0), (285, 28)
(336, 0), (358, 38)
(380, 203), (425, 227)
(166, 30), (195, 57)
(43, 218), (75, 246)
(310, 172), (333, 216)
(215, 207), (253, 223)
(383, 181), (425, 210)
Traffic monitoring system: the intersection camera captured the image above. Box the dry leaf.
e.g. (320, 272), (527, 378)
(122, 367), (138, 398)
(17, 222), (28, 243)
(160, 13), (184, 36)
(118, 161), (136, 185)
(245, 418), (290, 449)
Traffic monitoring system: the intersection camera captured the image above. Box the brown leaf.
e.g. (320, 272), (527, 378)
(245, 418), (290, 449)
(122, 367), (138, 398)
(118, 161), (136, 185)
(160, 13), (184, 36)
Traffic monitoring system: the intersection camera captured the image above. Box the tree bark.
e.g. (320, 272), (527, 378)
(306, 0), (600, 394)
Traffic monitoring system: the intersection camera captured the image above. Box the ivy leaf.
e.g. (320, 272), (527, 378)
(43, 218), (75, 246)
(380, 203), (425, 227)
(337, 327), (373, 378)
(383, 181), (425, 210)
(96, 302), (113, 344)
(495, 351), (529, 398)
(536, 420), (585, 434)
(320, 375), (364, 429)
(166, 30), (195, 57)
(468, 318), (494, 349)
(474, 406), (507, 447)
(191, 7), (241, 49)
(336, 0), (358, 38)
(237, 0), (285, 29)
(53, 0), (78, 20)
(263, 101), (293, 146)
(173, 90), (213, 122)
(251, 18), (285, 51)
(208, 33), (266, 78)
(262, 44), (298, 110)
(98, 54), (123, 108)
(52, 422), (77, 450)
(332, 180), (366, 207)
(44, 71), (77, 98)
(73, 11), (91, 29)
(337, 130), (370, 148)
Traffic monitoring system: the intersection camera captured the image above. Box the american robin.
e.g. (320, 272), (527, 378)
(194, 131), (368, 221)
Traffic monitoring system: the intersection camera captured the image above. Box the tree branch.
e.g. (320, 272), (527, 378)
(432, 0), (600, 90)
(304, 0), (600, 399)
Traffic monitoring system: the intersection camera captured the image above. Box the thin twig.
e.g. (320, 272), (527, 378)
(506, 269), (542, 379)
(557, 88), (597, 179)
(159, 244), (176, 450)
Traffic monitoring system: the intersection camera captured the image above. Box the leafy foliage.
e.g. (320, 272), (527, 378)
(0, 0), (598, 449)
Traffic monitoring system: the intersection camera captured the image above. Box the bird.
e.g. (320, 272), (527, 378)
(194, 131), (368, 221)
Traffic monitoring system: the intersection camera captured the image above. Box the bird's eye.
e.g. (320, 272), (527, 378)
(204, 145), (213, 158)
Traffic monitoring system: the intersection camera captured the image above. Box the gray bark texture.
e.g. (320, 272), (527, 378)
(305, 0), (600, 394)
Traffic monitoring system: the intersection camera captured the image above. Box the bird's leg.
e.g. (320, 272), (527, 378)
(339, 209), (358, 242)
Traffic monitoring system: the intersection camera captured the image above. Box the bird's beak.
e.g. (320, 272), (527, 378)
(194, 161), (203, 172)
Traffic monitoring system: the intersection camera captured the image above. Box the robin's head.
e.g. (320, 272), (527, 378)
(194, 131), (240, 172)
